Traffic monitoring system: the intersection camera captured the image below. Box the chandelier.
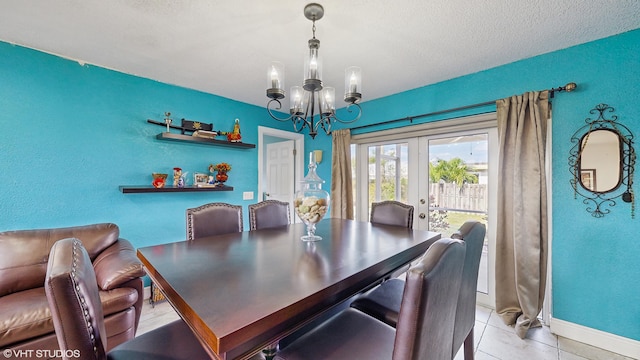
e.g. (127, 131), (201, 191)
(266, 3), (362, 139)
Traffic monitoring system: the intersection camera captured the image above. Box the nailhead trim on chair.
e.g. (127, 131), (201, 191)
(186, 202), (243, 240)
(70, 239), (99, 357)
(370, 200), (414, 229)
(248, 200), (290, 231)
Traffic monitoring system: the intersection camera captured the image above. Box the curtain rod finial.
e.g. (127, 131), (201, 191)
(550, 82), (577, 98)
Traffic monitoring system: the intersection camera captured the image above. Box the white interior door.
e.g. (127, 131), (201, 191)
(265, 140), (295, 218)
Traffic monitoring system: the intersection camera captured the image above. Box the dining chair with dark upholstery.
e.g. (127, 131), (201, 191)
(349, 220), (486, 360)
(370, 200), (415, 278)
(186, 202), (243, 240)
(274, 237), (466, 360)
(248, 200), (291, 230)
(370, 200), (414, 229)
(45, 238), (209, 360)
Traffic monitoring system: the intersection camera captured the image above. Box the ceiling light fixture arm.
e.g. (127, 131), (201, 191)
(267, 90), (362, 139)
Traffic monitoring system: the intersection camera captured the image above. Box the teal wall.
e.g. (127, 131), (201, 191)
(0, 41), (303, 247)
(1, 28), (639, 341)
(332, 29), (639, 341)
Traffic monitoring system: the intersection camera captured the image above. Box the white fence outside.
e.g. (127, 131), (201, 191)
(429, 183), (487, 213)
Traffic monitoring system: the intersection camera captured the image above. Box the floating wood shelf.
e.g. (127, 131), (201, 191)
(119, 185), (234, 194)
(155, 132), (255, 149)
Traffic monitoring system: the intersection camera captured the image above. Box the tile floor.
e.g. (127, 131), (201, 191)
(137, 298), (635, 360)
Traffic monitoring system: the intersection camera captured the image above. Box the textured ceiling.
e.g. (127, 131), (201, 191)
(1, 1), (639, 107)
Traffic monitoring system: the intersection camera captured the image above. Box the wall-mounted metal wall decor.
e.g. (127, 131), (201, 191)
(569, 103), (635, 218)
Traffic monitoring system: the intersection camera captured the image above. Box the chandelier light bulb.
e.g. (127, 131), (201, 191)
(266, 61), (285, 99)
(309, 57), (318, 79)
(271, 66), (280, 89)
(290, 86), (304, 115)
(349, 72), (357, 93)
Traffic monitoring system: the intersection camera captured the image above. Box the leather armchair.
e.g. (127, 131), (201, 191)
(248, 200), (290, 230)
(0, 223), (145, 352)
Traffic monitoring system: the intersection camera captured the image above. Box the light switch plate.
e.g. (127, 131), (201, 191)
(243, 191), (254, 200)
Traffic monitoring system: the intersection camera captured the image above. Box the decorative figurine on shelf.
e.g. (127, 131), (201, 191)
(173, 167), (182, 187)
(152, 173), (168, 188)
(164, 112), (172, 133)
(226, 118), (242, 142)
(178, 171), (188, 188)
(210, 162), (231, 185)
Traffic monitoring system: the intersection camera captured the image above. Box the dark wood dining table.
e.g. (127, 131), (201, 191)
(136, 218), (441, 359)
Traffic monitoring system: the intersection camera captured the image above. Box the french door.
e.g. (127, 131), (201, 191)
(355, 120), (497, 307)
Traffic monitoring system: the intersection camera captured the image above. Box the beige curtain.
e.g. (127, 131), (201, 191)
(495, 91), (549, 339)
(330, 129), (354, 219)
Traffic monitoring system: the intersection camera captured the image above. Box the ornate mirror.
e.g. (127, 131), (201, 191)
(578, 129), (621, 192)
(569, 104), (635, 218)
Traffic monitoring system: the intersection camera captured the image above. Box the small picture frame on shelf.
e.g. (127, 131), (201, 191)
(194, 173), (209, 187)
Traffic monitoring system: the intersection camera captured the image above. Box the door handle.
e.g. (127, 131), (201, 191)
(420, 198), (426, 204)
(419, 213), (426, 219)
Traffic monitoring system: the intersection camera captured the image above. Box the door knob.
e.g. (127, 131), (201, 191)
(419, 213), (426, 219)
(420, 198), (426, 204)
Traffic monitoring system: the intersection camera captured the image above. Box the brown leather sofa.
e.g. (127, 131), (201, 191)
(0, 223), (145, 352)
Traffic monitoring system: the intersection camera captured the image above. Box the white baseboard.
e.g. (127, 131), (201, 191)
(550, 318), (640, 359)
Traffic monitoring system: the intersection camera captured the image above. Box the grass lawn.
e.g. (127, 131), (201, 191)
(435, 211), (486, 235)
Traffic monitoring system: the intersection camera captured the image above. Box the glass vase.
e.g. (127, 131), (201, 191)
(294, 152), (330, 241)
(216, 171), (228, 183)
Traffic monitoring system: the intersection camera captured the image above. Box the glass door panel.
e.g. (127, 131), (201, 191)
(424, 133), (490, 295)
(366, 143), (409, 218)
(354, 122), (497, 307)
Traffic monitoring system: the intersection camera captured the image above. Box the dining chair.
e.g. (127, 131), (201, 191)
(370, 200), (414, 229)
(248, 200), (291, 230)
(349, 220), (486, 360)
(185, 202), (243, 240)
(44, 238), (210, 360)
(274, 237), (466, 360)
(370, 200), (415, 278)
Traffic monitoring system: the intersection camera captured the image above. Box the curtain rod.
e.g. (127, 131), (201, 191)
(349, 82), (577, 132)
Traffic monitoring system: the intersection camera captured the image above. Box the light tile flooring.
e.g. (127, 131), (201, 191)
(138, 298), (634, 360)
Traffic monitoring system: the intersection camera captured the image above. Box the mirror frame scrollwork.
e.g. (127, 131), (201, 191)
(569, 103), (635, 218)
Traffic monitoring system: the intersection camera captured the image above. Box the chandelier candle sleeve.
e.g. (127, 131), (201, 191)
(290, 86), (304, 115)
(305, 41), (322, 82)
(345, 66), (361, 101)
(320, 87), (335, 115)
(267, 62), (285, 99)
(269, 62), (284, 90)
